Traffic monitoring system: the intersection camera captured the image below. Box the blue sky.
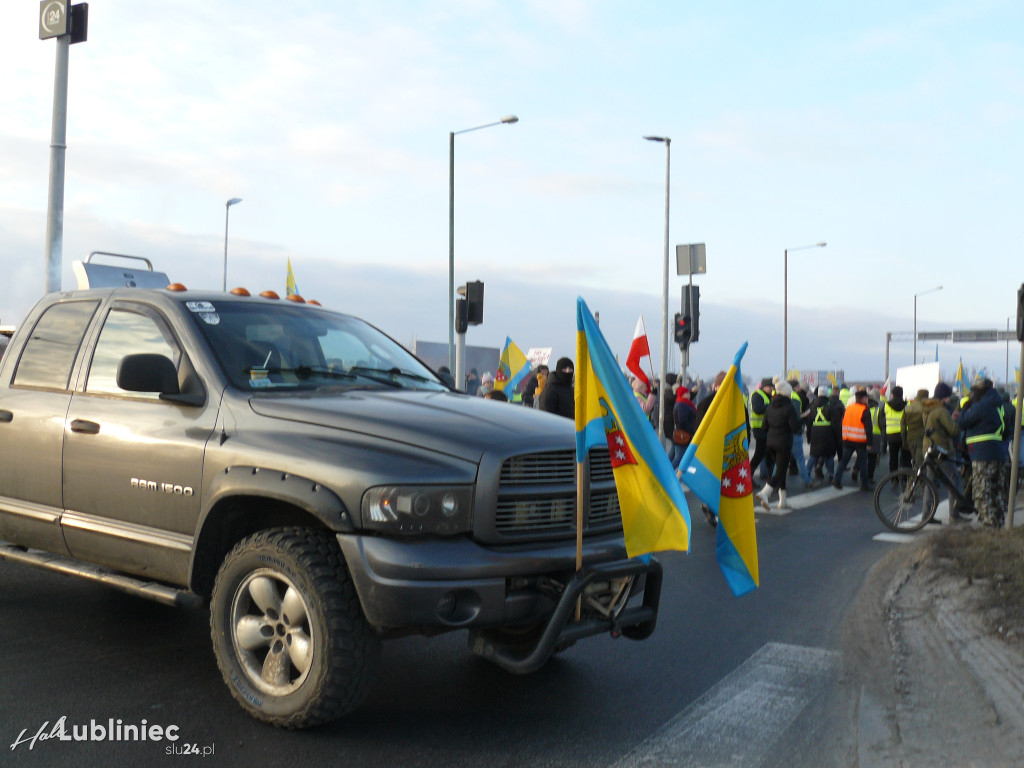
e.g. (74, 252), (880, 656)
(2, 1), (1022, 384)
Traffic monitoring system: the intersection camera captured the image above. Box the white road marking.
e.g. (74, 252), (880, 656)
(785, 484), (857, 509)
(873, 532), (920, 544)
(871, 500), (969, 543)
(611, 642), (839, 768)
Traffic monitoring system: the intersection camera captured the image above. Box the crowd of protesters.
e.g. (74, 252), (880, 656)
(441, 356), (1021, 529)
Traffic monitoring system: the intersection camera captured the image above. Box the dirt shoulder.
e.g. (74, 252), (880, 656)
(843, 526), (1024, 767)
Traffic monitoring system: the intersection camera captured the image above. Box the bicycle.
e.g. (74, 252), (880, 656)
(873, 445), (975, 532)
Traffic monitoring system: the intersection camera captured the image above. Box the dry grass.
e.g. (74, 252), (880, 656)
(923, 525), (1024, 641)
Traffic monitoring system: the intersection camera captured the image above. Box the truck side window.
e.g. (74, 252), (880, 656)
(86, 307), (180, 398)
(12, 300), (100, 390)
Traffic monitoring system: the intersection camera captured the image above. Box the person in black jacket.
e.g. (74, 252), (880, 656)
(538, 357), (574, 419)
(661, 372), (678, 442)
(807, 386), (842, 483)
(756, 381), (800, 511)
(670, 385), (697, 470)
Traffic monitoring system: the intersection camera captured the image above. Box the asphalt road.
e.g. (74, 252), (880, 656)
(1, 487), (895, 768)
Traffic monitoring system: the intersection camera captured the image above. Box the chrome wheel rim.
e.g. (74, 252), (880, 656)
(230, 569), (314, 696)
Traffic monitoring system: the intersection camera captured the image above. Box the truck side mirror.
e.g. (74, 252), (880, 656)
(117, 353), (180, 395)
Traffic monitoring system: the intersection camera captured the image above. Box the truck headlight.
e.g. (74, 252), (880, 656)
(361, 486), (473, 534)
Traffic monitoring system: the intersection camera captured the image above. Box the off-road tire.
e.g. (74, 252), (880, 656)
(210, 527), (379, 728)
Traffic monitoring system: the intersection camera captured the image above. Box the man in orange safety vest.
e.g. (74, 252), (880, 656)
(833, 388), (873, 491)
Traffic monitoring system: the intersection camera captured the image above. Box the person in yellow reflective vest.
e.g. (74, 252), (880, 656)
(789, 380), (814, 487)
(960, 378), (1010, 527)
(883, 385), (910, 473)
(748, 377), (775, 485)
(867, 388), (884, 484)
(833, 389), (872, 490)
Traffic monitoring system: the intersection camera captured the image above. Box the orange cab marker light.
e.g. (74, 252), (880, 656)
(285, 294), (306, 303)
(230, 287), (251, 296)
(307, 299), (322, 306)
(259, 290), (280, 300)
(166, 283), (188, 292)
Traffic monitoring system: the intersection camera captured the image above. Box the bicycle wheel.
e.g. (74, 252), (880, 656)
(873, 469), (939, 532)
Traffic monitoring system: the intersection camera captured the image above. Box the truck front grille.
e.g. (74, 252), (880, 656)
(495, 448), (622, 539)
(499, 450), (576, 485)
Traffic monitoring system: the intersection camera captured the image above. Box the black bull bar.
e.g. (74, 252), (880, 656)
(469, 556), (663, 674)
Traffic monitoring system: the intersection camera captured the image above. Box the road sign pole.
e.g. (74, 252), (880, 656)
(1008, 339), (1023, 529)
(44, 33), (70, 293)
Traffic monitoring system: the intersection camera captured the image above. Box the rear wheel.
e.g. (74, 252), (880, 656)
(210, 527), (379, 727)
(873, 469), (938, 532)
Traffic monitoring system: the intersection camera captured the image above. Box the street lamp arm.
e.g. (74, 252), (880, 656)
(787, 241), (826, 253)
(454, 116), (519, 135)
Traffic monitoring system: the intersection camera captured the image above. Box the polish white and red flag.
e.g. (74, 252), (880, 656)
(625, 315), (651, 390)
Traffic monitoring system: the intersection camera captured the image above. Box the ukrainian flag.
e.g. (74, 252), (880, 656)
(286, 258), (300, 297)
(677, 343), (759, 597)
(575, 298), (690, 557)
(495, 336), (531, 398)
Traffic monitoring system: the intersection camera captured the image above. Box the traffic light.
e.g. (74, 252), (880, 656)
(683, 285), (700, 343)
(674, 313), (692, 349)
(457, 281), (484, 327)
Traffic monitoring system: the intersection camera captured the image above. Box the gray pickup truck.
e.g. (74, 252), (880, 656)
(0, 255), (661, 728)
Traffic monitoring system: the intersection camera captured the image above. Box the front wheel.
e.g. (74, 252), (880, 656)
(873, 469), (938, 532)
(210, 527), (380, 728)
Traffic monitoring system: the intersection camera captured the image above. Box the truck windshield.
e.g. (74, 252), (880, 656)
(185, 299), (447, 393)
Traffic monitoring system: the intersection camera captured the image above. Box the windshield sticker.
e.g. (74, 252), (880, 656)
(185, 301), (216, 313)
(198, 312), (220, 325)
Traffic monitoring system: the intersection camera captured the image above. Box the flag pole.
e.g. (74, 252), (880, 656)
(575, 460), (585, 621)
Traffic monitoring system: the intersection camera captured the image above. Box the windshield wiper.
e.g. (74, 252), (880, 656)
(388, 370), (440, 384)
(348, 366), (444, 387)
(243, 365), (357, 380)
(345, 366), (405, 388)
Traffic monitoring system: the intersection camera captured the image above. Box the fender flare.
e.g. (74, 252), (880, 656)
(202, 466), (354, 532)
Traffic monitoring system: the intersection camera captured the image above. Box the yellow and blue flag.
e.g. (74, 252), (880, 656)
(495, 336), (531, 399)
(286, 258), (300, 297)
(677, 342), (759, 597)
(955, 358), (968, 396)
(575, 298), (690, 557)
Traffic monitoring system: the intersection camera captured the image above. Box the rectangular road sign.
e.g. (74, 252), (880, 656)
(675, 243), (706, 277)
(952, 330), (999, 343)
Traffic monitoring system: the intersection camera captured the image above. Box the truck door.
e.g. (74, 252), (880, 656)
(61, 302), (218, 585)
(0, 300), (100, 553)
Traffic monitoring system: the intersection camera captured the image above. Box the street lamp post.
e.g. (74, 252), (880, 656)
(783, 241), (827, 378)
(644, 136), (671, 446)
(222, 198), (242, 291)
(913, 285), (943, 364)
(448, 115), (519, 377)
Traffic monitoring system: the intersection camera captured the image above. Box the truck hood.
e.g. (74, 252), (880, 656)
(247, 390), (574, 462)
